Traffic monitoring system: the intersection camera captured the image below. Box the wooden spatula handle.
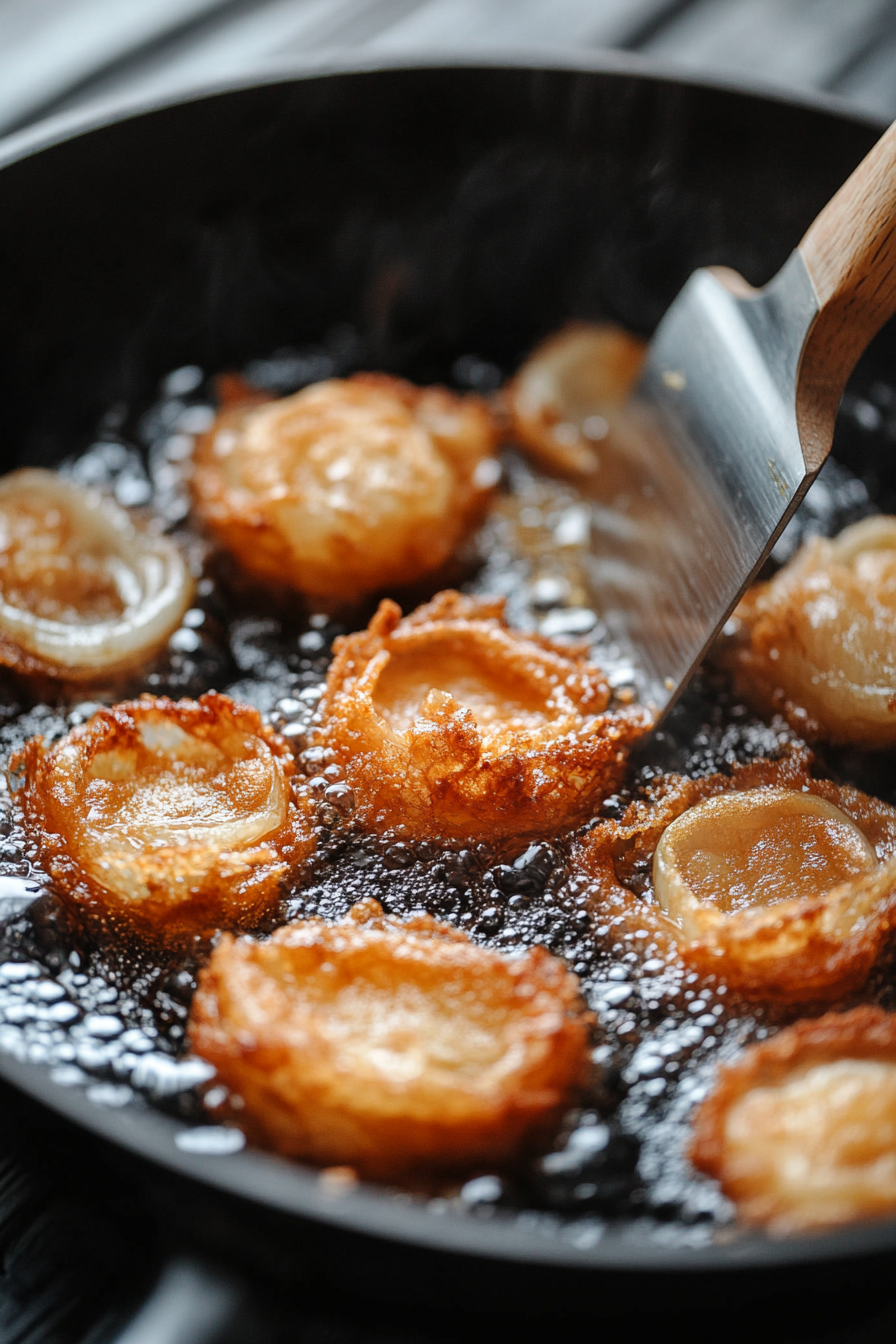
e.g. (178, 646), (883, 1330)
(797, 118), (896, 467)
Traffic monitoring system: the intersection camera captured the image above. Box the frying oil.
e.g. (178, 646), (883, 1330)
(0, 337), (889, 1249)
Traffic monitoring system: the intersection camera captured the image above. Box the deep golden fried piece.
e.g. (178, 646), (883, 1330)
(191, 373), (499, 606)
(507, 322), (646, 475)
(722, 516), (896, 748)
(574, 752), (896, 1001)
(691, 1007), (896, 1234)
(0, 468), (192, 688)
(189, 897), (589, 1179)
(12, 692), (314, 945)
(313, 589), (649, 843)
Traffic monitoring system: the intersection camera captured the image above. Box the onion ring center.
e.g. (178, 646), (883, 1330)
(653, 787), (877, 929)
(372, 644), (560, 736)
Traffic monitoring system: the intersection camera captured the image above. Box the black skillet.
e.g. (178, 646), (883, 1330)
(0, 52), (895, 1334)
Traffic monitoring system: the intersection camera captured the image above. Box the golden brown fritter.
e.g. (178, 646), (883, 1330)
(191, 373), (499, 607)
(189, 897), (590, 1179)
(0, 468), (192, 688)
(574, 751), (896, 1002)
(506, 322), (646, 475)
(312, 589), (650, 844)
(721, 516), (896, 748)
(12, 692), (315, 946)
(691, 1007), (896, 1234)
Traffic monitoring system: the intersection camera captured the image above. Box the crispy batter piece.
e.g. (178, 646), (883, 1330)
(721, 516), (896, 747)
(0, 468), (193, 689)
(574, 752), (896, 1001)
(313, 589), (649, 843)
(189, 897), (590, 1179)
(12, 692), (315, 945)
(506, 322), (646, 475)
(691, 1007), (896, 1233)
(191, 373), (499, 606)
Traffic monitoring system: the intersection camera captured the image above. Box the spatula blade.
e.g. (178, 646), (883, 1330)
(586, 251), (820, 713)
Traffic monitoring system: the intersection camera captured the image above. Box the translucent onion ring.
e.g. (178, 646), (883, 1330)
(573, 751), (896, 1002)
(0, 468), (193, 682)
(653, 788), (879, 940)
(506, 322), (646, 475)
(12, 692), (316, 946)
(313, 589), (650, 844)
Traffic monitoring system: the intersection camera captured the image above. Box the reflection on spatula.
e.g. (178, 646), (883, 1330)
(584, 119), (896, 717)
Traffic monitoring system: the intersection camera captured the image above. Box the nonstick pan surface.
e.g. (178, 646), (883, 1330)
(0, 55), (893, 1286)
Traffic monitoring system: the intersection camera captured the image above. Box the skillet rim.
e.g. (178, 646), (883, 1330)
(0, 44), (886, 171)
(4, 1047), (896, 1272)
(0, 51), (893, 1274)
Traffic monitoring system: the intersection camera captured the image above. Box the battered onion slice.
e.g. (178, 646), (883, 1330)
(0, 468), (192, 686)
(507, 322), (646, 474)
(722, 516), (896, 747)
(12, 692), (315, 945)
(313, 589), (649, 843)
(574, 752), (896, 1001)
(691, 1007), (896, 1234)
(191, 373), (499, 606)
(189, 897), (590, 1179)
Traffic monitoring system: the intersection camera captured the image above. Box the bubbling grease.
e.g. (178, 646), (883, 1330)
(691, 1007), (896, 1234)
(723, 516), (896, 747)
(189, 897), (590, 1180)
(191, 374), (499, 607)
(0, 469), (192, 685)
(12, 692), (316, 946)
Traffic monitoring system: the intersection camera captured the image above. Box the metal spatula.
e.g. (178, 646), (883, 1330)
(591, 118), (896, 716)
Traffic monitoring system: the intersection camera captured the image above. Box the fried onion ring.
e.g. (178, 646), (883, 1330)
(12, 692), (315, 945)
(0, 468), (192, 687)
(191, 373), (499, 606)
(574, 752), (896, 1001)
(313, 589), (649, 843)
(690, 1006), (896, 1233)
(721, 516), (896, 747)
(507, 322), (646, 475)
(189, 897), (590, 1179)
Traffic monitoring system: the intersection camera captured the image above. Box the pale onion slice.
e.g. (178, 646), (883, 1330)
(653, 787), (878, 939)
(0, 468), (192, 680)
(508, 322), (646, 474)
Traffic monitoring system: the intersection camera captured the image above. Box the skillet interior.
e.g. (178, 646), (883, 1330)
(0, 58), (894, 1285)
